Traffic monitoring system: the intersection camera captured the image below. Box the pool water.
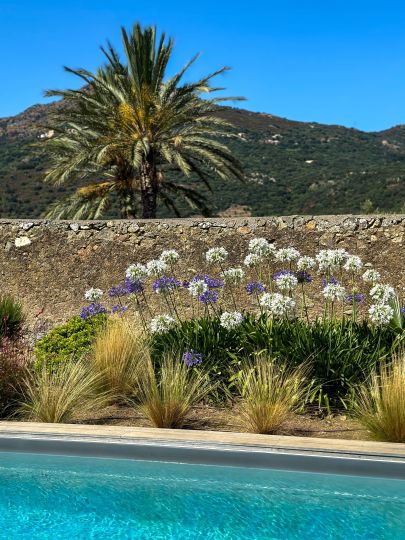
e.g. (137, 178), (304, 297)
(0, 452), (404, 539)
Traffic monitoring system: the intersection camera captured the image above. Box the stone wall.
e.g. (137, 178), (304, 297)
(0, 215), (404, 330)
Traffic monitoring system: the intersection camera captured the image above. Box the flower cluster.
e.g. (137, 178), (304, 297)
(108, 285), (127, 298)
(246, 282), (266, 295)
(273, 271), (298, 292)
(146, 259), (168, 277)
(368, 303), (394, 325)
(125, 277), (144, 294)
(297, 256), (316, 271)
(362, 269), (381, 284)
(81, 241), (399, 329)
(221, 267), (245, 284)
(182, 350), (203, 367)
(80, 302), (107, 320)
(220, 311), (244, 330)
(206, 247), (228, 264)
(259, 292), (296, 317)
(153, 276), (181, 294)
(199, 290), (219, 305)
(343, 255), (363, 273)
(188, 279), (208, 297)
(322, 283), (347, 302)
(126, 263), (147, 281)
(84, 288), (103, 302)
(159, 249), (180, 265)
(150, 314), (176, 333)
(248, 238), (275, 258)
(276, 247), (300, 263)
(316, 249), (348, 272)
(244, 253), (263, 268)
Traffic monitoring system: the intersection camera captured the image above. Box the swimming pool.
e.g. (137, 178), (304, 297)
(1, 450), (404, 539)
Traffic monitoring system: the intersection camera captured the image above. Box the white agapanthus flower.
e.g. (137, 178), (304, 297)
(126, 263), (148, 281)
(259, 292), (296, 317)
(368, 304), (394, 325)
(370, 284), (395, 304)
(221, 267), (245, 284)
(297, 256), (316, 271)
(322, 283), (347, 302)
(219, 311), (244, 330)
(206, 247), (228, 264)
(150, 314), (176, 333)
(248, 238), (276, 258)
(343, 255), (363, 273)
(274, 272), (298, 292)
(316, 249), (348, 272)
(275, 247), (301, 263)
(244, 253), (264, 268)
(84, 287), (103, 301)
(362, 269), (381, 284)
(160, 249), (180, 265)
(188, 279), (208, 297)
(146, 259), (168, 277)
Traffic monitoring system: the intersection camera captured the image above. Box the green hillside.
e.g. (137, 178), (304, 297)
(1, 102), (405, 218)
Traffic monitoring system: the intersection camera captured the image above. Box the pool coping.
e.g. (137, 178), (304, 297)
(1, 421), (405, 479)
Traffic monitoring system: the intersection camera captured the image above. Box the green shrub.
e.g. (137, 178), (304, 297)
(150, 314), (404, 411)
(0, 294), (24, 338)
(34, 314), (107, 371)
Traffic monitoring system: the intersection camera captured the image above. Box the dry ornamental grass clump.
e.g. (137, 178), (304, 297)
(135, 355), (213, 429)
(237, 357), (311, 434)
(355, 352), (405, 443)
(20, 360), (109, 424)
(90, 315), (149, 402)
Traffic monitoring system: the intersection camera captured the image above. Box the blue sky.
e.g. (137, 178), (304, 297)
(1, 0), (405, 131)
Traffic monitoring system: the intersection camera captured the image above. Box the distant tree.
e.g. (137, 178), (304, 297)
(42, 23), (244, 219)
(360, 198), (374, 214)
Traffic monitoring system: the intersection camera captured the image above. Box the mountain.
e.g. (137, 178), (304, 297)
(1, 100), (405, 218)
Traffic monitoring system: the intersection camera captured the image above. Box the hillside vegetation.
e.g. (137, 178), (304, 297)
(1, 101), (405, 218)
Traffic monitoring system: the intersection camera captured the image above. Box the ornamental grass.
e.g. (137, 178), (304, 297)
(355, 352), (405, 443)
(135, 354), (213, 429)
(236, 357), (311, 434)
(19, 360), (109, 423)
(90, 314), (148, 402)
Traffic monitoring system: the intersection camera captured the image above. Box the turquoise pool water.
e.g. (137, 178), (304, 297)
(0, 452), (404, 539)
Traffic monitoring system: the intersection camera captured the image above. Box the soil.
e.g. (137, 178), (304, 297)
(78, 404), (369, 441)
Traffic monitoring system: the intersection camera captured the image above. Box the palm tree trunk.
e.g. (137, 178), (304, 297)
(118, 179), (137, 219)
(140, 160), (158, 219)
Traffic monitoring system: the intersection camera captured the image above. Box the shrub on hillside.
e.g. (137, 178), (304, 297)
(34, 314), (107, 371)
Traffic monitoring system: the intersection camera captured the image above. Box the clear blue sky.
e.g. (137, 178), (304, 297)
(1, 0), (405, 131)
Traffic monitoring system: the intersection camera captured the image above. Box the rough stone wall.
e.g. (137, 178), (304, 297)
(0, 215), (404, 330)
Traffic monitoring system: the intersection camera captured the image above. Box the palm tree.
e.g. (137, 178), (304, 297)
(42, 23), (244, 219)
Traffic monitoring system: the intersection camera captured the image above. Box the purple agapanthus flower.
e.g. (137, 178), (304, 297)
(402, 307), (405, 314)
(246, 282), (266, 295)
(152, 276), (181, 294)
(295, 271), (313, 284)
(111, 305), (128, 314)
(80, 303), (107, 320)
(346, 293), (365, 304)
(199, 290), (219, 304)
(125, 277), (144, 294)
(322, 276), (339, 288)
(273, 270), (293, 281)
(182, 350), (203, 367)
(108, 285), (128, 298)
